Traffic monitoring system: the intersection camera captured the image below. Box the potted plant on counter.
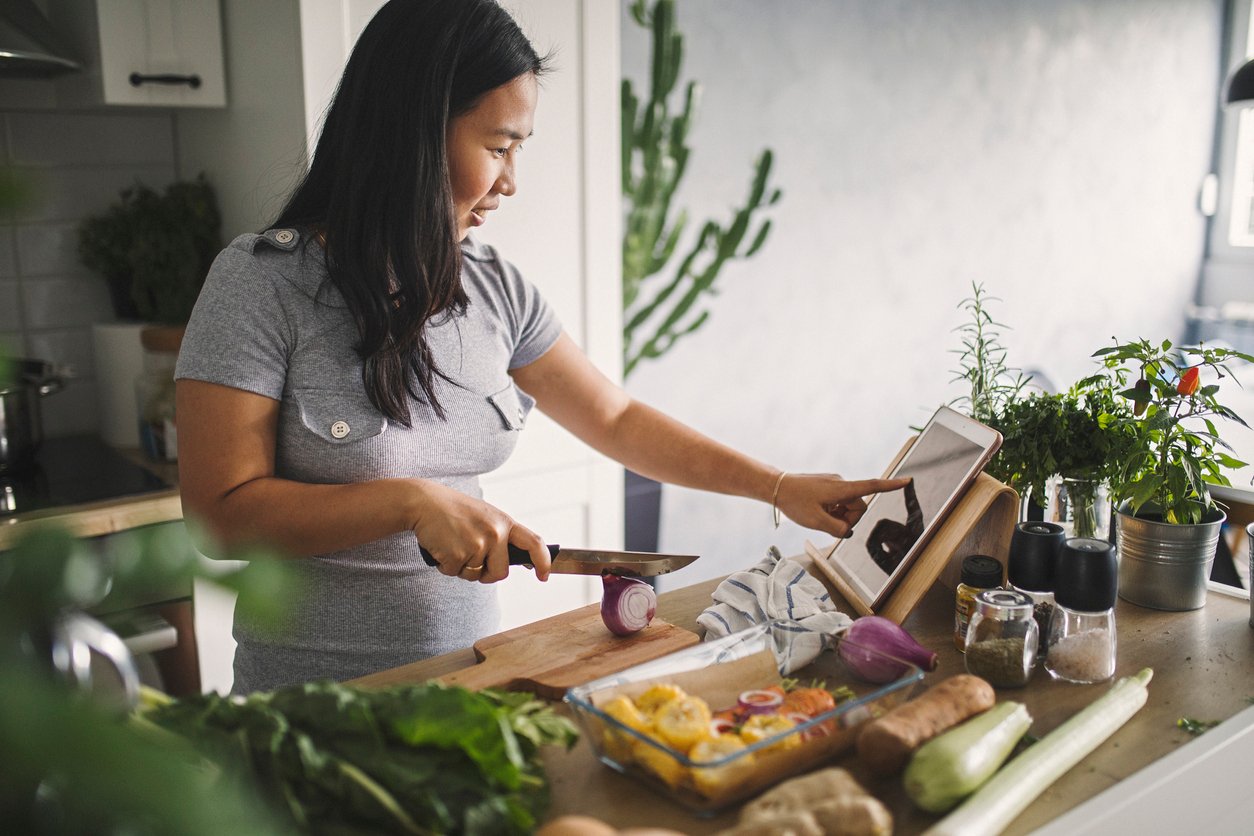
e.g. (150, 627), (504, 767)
(987, 383), (1138, 540)
(78, 174), (221, 327)
(77, 174), (222, 453)
(1087, 338), (1254, 610)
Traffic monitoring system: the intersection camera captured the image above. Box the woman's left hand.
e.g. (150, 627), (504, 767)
(774, 473), (911, 538)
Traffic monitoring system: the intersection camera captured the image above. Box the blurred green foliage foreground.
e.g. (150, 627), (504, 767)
(0, 525), (577, 835)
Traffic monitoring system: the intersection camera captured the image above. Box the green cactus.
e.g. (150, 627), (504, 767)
(622, 0), (781, 377)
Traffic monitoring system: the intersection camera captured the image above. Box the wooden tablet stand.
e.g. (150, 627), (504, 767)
(806, 439), (1020, 624)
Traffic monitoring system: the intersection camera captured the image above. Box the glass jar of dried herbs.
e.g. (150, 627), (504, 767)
(964, 589), (1039, 687)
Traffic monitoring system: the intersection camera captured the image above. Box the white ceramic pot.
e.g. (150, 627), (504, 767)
(91, 322), (147, 447)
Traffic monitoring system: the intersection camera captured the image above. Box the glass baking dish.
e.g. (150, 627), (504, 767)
(564, 618), (925, 815)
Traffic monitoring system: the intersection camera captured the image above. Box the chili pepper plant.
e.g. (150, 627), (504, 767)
(1081, 338), (1254, 525)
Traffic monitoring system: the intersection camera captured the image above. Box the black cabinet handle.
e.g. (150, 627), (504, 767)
(129, 72), (202, 89)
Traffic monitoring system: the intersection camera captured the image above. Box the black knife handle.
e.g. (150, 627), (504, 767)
(420, 543), (560, 568)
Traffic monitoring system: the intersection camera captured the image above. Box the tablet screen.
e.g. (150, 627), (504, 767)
(831, 419), (992, 605)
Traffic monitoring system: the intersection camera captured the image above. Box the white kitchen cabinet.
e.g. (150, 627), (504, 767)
(53, 0), (226, 108)
(96, 0), (226, 107)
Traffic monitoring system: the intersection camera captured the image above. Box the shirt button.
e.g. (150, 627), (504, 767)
(330, 420), (350, 439)
(274, 230), (295, 244)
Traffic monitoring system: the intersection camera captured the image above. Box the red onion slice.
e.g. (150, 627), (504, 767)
(737, 689), (784, 715)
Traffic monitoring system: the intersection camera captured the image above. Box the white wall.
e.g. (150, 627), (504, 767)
(620, 0), (1224, 588)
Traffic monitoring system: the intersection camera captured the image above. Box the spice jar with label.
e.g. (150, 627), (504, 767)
(1045, 537), (1118, 684)
(954, 554), (1003, 651)
(1007, 521), (1066, 659)
(964, 589), (1039, 687)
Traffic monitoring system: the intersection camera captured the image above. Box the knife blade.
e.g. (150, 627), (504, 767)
(419, 544), (698, 577)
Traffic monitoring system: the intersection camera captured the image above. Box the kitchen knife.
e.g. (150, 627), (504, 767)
(419, 544), (698, 577)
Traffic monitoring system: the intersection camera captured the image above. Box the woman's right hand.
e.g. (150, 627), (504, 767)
(410, 480), (552, 583)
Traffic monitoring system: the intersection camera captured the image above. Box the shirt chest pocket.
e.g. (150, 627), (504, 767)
(293, 389), (388, 444)
(487, 383), (535, 431)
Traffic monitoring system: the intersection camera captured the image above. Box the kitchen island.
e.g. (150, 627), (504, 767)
(357, 564), (1254, 835)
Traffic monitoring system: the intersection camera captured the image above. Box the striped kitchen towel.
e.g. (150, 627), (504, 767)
(697, 547), (851, 674)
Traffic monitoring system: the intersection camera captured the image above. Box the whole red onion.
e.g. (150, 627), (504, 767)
(840, 616), (939, 683)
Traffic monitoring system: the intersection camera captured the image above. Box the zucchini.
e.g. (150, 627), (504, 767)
(904, 701), (1032, 813)
(925, 667), (1153, 836)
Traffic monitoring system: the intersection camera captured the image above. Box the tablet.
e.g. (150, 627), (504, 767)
(825, 405), (1002, 611)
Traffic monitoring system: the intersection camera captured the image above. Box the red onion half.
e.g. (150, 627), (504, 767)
(839, 616), (939, 683)
(601, 575), (657, 636)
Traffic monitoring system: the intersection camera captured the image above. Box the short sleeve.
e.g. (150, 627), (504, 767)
(491, 254), (562, 369)
(175, 244), (290, 400)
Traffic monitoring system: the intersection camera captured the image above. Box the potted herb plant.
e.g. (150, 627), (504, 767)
(77, 174), (222, 450)
(78, 174), (222, 327)
(987, 384), (1138, 540)
(1086, 338), (1254, 610)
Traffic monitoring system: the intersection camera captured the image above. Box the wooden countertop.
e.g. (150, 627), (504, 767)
(359, 570), (1254, 835)
(0, 449), (181, 550)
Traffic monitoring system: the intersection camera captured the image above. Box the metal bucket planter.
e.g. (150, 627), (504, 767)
(1115, 502), (1226, 611)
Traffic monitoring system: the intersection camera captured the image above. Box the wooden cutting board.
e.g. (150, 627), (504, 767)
(438, 602), (701, 699)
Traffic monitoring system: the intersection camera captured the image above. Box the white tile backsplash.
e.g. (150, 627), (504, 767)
(23, 276), (114, 330)
(0, 280), (20, 331)
(0, 331), (23, 357)
(26, 327), (95, 379)
(1, 108), (178, 439)
(0, 227), (15, 277)
(8, 112), (176, 168)
(18, 166), (178, 224)
(15, 223), (90, 277)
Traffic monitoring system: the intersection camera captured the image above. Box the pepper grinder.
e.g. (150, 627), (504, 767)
(1045, 537), (1118, 684)
(1007, 521), (1066, 659)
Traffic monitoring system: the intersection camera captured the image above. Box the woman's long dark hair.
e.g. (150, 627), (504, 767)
(273, 0), (547, 424)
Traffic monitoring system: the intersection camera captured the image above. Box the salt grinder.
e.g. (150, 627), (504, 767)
(1045, 537), (1118, 684)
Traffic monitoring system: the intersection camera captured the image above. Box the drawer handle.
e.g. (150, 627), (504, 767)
(129, 72), (202, 89)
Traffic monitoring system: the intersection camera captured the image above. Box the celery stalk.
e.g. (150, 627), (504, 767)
(925, 667), (1153, 836)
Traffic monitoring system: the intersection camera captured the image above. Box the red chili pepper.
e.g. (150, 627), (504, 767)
(1177, 367), (1200, 397)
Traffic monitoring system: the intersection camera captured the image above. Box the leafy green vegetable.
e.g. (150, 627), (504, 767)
(144, 681), (578, 836)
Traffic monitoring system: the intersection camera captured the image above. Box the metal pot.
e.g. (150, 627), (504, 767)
(0, 358), (66, 473)
(1115, 501), (1226, 611)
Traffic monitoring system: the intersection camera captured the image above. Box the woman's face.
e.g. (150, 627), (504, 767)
(446, 73), (538, 241)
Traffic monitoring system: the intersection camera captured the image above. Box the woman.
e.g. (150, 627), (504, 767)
(176, 0), (907, 693)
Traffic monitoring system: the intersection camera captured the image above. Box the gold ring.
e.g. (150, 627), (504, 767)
(464, 563), (485, 573)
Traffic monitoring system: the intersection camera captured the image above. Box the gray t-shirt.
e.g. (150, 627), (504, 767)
(175, 228), (561, 693)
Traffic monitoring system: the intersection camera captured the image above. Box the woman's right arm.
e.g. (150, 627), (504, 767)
(175, 379), (551, 580)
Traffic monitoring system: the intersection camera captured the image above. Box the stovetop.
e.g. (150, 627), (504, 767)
(0, 436), (172, 517)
